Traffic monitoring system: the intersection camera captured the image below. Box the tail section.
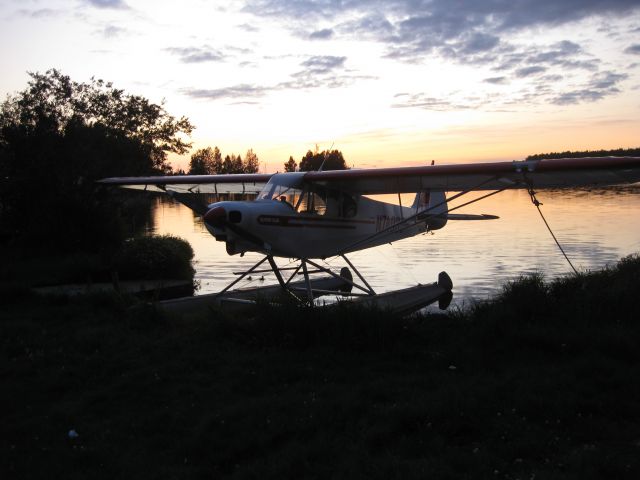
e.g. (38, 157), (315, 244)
(411, 190), (447, 230)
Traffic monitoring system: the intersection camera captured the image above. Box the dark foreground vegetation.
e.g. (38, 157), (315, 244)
(0, 234), (195, 289)
(2, 256), (640, 479)
(0, 69), (194, 253)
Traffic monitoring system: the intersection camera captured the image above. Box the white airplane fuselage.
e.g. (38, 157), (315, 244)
(203, 173), (447, 258)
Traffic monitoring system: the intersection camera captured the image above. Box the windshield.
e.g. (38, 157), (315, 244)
(257, 174), (304, 206)
(257, 173), (327, 215)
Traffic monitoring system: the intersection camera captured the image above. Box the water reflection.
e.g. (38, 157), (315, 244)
(148, 187), (640, 306)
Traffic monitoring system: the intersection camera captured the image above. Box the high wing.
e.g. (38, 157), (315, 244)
(98, 157), (640, 196)
(97, 173), (272, 194)
(302, 157), (640, 194)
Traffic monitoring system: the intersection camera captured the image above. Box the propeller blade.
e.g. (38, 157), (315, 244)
(203, 206), (226, 227)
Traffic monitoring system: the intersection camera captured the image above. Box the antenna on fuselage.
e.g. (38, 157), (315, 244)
(318, 142), (334, 172)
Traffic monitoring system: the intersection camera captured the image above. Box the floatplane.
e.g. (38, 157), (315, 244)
(100, 156), (640, 312)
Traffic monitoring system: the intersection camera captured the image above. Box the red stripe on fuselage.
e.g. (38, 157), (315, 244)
(257, 215), (374, 229)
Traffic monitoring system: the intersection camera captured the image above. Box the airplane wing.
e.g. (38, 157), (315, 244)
(97, 173), (273, 194)
(98, 157), (640, 196)
(302, 157), (640, 194)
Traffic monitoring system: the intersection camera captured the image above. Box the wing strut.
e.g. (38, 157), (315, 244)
(337, 176), (505, 255)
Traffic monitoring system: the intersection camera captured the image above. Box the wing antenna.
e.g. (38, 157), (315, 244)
(317, 142), (335, 172)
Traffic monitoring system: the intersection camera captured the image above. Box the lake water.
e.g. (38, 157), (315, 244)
(148, 187), (640, 308)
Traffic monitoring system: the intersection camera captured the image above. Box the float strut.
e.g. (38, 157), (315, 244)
(340, 255), (376, 296)
(216, 255), (269, 297)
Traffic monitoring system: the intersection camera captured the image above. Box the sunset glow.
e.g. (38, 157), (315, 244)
(1, 0), (639, 171)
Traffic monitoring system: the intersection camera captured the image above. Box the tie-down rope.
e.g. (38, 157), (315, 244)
(527, 187), (579, 275)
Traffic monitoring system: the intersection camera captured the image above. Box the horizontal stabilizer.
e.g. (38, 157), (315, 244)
(447, 213), (499, 220)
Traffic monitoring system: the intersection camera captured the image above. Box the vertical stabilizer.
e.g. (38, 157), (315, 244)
(411, 190), (447, 229)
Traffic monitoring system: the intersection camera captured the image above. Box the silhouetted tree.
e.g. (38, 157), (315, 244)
(188, 147), (216, 174)
(212, 146), (223, 173)
(222, 155), (234, 174)
(284, 156), (297, 172)
(0, 69), (194, 251)
(299, 148), (348, 171)
(231, 154), (243, 173)
(243, 149), (260, 173)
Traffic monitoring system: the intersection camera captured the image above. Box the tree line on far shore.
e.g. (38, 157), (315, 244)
(186, 147), (260, 175)
(526, 148), (640, 160)
(187, 145), (348, 175)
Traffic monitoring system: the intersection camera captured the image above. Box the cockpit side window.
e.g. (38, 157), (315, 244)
(257, 177), (354, 218)
(341, 193), (357, 218)
(324, 190), (357, 218)
(297, 188), (326, 216)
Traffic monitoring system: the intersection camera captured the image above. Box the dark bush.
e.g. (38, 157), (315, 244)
(114, 235), (194, 280)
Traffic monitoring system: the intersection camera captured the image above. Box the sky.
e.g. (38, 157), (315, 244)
(1, 0), (639, 172)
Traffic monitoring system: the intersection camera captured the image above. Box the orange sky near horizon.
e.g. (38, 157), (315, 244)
(172, 114), (639, 172)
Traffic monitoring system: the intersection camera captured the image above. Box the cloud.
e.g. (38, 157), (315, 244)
(528, 40), (580, 62)
(182, 84), (269, 100)
(185, 2), (638, 106)
(552, 90), (607, 105)
(282, 72), (372, 90)
(283, 55), (374, 90)
(246, 1), (638, 72)
(309, 28), (334, 40)
(552, 71), (628, 105)
(85, 0), (129, 9)
(344, 12), (394, 38)
(483, 76), (508, 85)
(237, 23), (259, 33)
(300, 55), (346, 74)
(98, 25), (127, 38)
(181, 55), (373, 102)
(17, 8), (62, 18)
(523, 41), (599, 71)
(392, 92), (491, 111)
(458, 33), (501, 55)
(248, 1), (640, 28)
(165, 46), (226, 63)
(589, 71), (627, 89)
(394, 69), (627, 111)
(515, 66), (547, 78)
(541, 74), (564, 82)
(624, 44), (640, 55)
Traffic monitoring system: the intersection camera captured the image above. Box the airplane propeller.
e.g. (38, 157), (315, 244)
(203, 205), (266, 253)
(203, 206), (226, 227)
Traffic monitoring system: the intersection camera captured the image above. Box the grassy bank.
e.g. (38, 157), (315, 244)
(0, 234), (195, 288)
(2, 257), (640, 479)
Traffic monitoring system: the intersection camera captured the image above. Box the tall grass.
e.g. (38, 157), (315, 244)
(2, 256), (639, 479)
